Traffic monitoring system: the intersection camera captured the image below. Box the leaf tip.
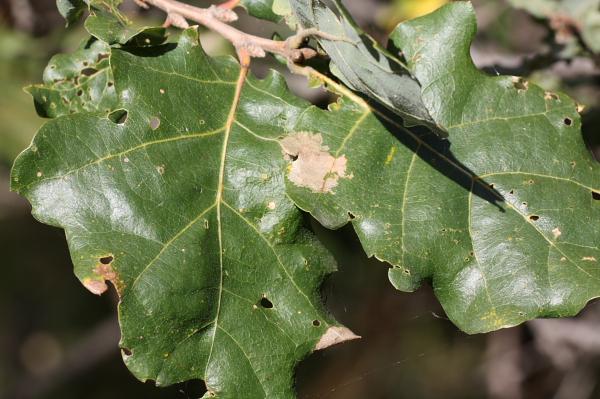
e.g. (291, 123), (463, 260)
(82, 278), (109, 295)
(314, 326), (360, 351)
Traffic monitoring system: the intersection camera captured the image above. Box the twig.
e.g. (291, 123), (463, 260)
(134, 0), (319, 63)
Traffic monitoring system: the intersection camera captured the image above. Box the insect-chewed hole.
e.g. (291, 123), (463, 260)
(99, 255), (114, 264)
(563, 117), (573, 126)
(312, 319), (321, 327)
(512, 77), (528, 91)
(149, 116), (161, 130)
(348, 212), (356, 220)
(172, 379), (207, 397)
(108, 109), (128, 124)
(528, 215), (540, 221)
(259, 297), (273, 309)
(122, 347), (132, 356)
(81, 67), (98, 76)
(593, 191), (600, 201)
(76, 89), (83, 97)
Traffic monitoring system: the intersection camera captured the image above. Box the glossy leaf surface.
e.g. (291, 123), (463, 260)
(284, 3), (600, 333)
(12, 29), (351, 398)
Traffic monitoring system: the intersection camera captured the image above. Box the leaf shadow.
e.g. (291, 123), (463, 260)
(371, 104), (506, 210)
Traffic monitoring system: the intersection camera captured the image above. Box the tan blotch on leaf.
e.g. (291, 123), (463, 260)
(315, 326), (360, 351)
(280, 132), (348, 193)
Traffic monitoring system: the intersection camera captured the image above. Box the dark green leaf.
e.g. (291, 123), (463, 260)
(288, 0), (445, 136)
(84, 8), (166, 46)
(26, 38), (117, 118)
(283, 2), (600, 333)
(12, 29), (356, 397)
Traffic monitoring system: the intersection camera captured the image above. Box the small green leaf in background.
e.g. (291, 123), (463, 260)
(56, 0), (86, 26)
(240, 0), (281, 22)
(284, 2), (600, 334)
(508, 0), (600, 53)
(12, 28), (356, 398)
(84, 8), (167, 46)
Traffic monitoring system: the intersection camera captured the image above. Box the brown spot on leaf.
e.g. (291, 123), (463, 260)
(315, 326), (360, 351)
(512, 76), (529, 91)
(83, 256), (123, 296)
(83, 279), (108, 295)
(280, 132), (348, 193)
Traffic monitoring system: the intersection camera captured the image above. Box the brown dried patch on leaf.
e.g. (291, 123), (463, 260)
(280, 132), (348, 193)
(83, 279), (109, 295)
(314, 326), (360, 351)
(82, 255), (123, 296)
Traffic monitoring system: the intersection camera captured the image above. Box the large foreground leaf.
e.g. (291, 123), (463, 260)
(289, 0), (444, 136)
(283, 2), (600, 333)
(12, 29), (355, 398)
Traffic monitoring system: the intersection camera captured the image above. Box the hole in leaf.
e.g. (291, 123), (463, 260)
(108, 109), (128, 124)
(509, 189), (514, 195)
(81, 67), (98, 76)
(563, 117), (572, 126)
(97, 53), (109, 62)
(348, 212), (356, 220)
(122, 347), (132, 356)
(259, 297), (273, 309)
(172, 379), (207, 397)
(512, 77), (528, 91)
(107, 81), (114, 87)
(593, 191), (600, 201)
(76, 89), (83, 97)
(99, 256), (113, 264)
(528, 215), (540, 221)
(149, 116), (160, 130)
(312, 319), (321, 327)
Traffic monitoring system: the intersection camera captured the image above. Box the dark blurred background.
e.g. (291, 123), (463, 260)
(1, 0), (599, 398)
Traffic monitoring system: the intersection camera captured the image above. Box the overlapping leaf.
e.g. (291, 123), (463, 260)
(283, 2), (600, 333)
(289, 0), (444, 136)
(12, 28), (356, 398)
(27, 38), (117, 118)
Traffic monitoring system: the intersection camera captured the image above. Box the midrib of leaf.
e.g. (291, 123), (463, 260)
(207, 60), (249, 378)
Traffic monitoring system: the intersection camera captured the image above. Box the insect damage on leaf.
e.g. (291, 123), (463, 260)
(280, 132), (348, 193)
(314, 326), (360, 350)
(83, 254), (122, 295)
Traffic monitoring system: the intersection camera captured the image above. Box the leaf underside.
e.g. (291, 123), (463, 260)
(289, 0), (445, 136)
(283, 2), (600, 333)
(12, 29), (351, 398)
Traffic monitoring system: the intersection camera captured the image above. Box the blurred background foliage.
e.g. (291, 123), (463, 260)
(0, 0), (599, 398)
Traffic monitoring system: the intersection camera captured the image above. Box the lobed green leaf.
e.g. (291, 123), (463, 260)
(283, 2), (600, 333)
(12, 28), (355, 398)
